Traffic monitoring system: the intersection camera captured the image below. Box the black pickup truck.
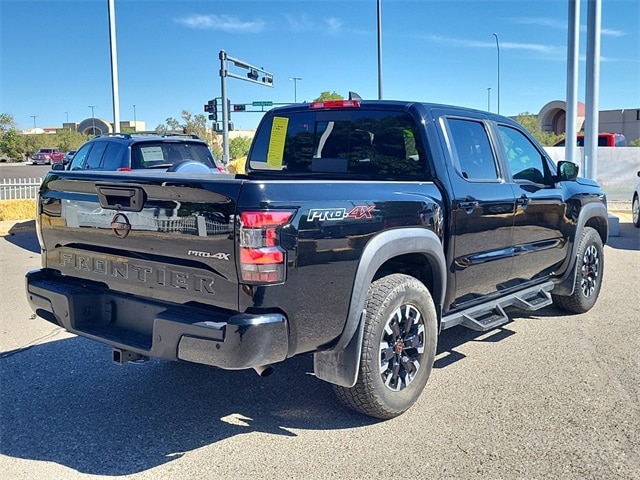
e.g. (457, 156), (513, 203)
(26, 100), (609, 418)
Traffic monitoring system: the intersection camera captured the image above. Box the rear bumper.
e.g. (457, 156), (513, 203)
(25, 269), (289, 369)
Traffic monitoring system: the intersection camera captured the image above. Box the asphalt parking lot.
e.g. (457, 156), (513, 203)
(1, 221), (638, 479)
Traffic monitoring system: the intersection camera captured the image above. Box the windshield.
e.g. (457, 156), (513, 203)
(248, 109), (428, 178)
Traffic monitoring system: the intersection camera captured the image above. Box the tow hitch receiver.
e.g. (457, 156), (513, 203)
(112, 348), (149, 365)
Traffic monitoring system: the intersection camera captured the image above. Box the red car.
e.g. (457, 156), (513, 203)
(554, 133), (627, 147)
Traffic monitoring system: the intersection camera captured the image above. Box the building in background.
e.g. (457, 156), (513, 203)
(539, 101), (640, 142)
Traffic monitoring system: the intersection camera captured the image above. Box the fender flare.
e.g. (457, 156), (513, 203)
(552, 201), (608, 296)
(314, 228), (446, 387)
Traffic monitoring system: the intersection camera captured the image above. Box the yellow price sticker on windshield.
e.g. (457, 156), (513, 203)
(267, 117), (289, 168)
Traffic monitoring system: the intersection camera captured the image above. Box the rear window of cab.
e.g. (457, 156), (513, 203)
(248, 107), (429, 178)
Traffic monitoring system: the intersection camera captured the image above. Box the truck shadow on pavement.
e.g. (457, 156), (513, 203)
(2, 221), (39, 253)
(0, 335), (377, 476)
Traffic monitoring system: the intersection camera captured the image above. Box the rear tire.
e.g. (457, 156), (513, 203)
(632, 195), (640, 228)
(333, 274), (437, 419)
(553, 226), (604, 313)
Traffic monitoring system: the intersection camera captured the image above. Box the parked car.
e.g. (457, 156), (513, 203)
(32, 148), (65, 165)
(53, 132), (223, 173)
(633, 171), (640, 228)
(554, 133), (627, 147)
(61, 150), (77, 165)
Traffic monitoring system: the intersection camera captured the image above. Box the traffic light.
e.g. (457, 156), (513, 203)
(233, 104), (246, 111)
(204, 99), (217, 121)
(247, 69), (259, 81)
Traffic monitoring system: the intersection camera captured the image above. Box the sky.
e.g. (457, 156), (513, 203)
(1, 0), (639, 132)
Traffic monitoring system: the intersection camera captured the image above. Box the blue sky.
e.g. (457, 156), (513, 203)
(1, 0), (638, 132)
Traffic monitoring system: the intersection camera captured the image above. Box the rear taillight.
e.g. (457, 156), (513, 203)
(117, 167), (132, 172)
(239, 210), (294, 284)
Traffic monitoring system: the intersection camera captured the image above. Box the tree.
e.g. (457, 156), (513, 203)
(54, 128), (89, 152)
(229, 136), (252, 160)
(0, 113), (17, 134)
(314, 91), (344, 102)
(514, 112), (563, 146)
(157, 109), (219, 149)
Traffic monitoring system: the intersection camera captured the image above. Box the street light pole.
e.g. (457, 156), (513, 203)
(133, 104), (137, 129)
(288, 77), (302, 102)
(487, 87), (491, 112)
(377, 0), (383, 99)
(493, 32), (500, 115)
(88, 105), (96, 135)
(30, 115), (38, 133)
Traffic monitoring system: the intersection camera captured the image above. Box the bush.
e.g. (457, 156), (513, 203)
(0, 199), (37, 221)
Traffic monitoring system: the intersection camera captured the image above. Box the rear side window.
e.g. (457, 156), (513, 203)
(446, 118), (498, 181)
(85, 142), (108, 169)
(248, 109), (428, 178)
(101, 142), (126, 170)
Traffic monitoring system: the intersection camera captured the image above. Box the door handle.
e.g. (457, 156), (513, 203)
(457, 198), (479, 214)
(96, 184), (146, 212)
(516, 194), (530, 209)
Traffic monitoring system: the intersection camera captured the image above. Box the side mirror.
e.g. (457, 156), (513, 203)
(557, 161), (579, 181)
(51, 163), (65, 171)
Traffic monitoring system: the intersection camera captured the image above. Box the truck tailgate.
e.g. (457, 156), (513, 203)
(38, 171), (242, 311)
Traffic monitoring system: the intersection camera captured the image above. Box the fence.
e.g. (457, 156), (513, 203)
(0, 177), (42, 200)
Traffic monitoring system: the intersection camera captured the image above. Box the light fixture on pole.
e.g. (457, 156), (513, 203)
(493, 32), (500, 115)
(288, 77), (302, 102)
(487, 87), (491, 112)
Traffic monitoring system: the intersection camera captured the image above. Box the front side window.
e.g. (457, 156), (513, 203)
(69, 143), (93, 170)
(249, 109), (428, 178)
(498, 125), (548, 184)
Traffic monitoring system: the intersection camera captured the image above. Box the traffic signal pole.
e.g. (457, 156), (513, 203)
(218, 50), (273, 164)
(219, 51), (230, 164)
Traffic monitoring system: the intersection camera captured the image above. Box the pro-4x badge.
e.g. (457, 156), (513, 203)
(308, 206), (374, 222)
(188, 250), (230, 260)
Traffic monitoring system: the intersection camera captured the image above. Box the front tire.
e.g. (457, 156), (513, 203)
(553, 226), (604, 313)
(333, 274), (438, 419)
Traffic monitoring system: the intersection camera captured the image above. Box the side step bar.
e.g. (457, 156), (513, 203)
(441, 281), (554, 332)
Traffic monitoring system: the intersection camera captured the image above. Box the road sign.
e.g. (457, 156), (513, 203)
(252, 101), (273, 107)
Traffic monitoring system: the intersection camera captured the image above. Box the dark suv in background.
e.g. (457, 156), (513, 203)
(54, 132), (222, 173)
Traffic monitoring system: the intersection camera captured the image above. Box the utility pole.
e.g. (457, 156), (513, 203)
(88, 105), (96, 135)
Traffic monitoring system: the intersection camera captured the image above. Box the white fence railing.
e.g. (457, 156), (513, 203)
(0, 177), (42, 200)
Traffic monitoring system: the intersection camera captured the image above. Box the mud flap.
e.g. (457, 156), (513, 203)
(313, 310), (366, 387)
